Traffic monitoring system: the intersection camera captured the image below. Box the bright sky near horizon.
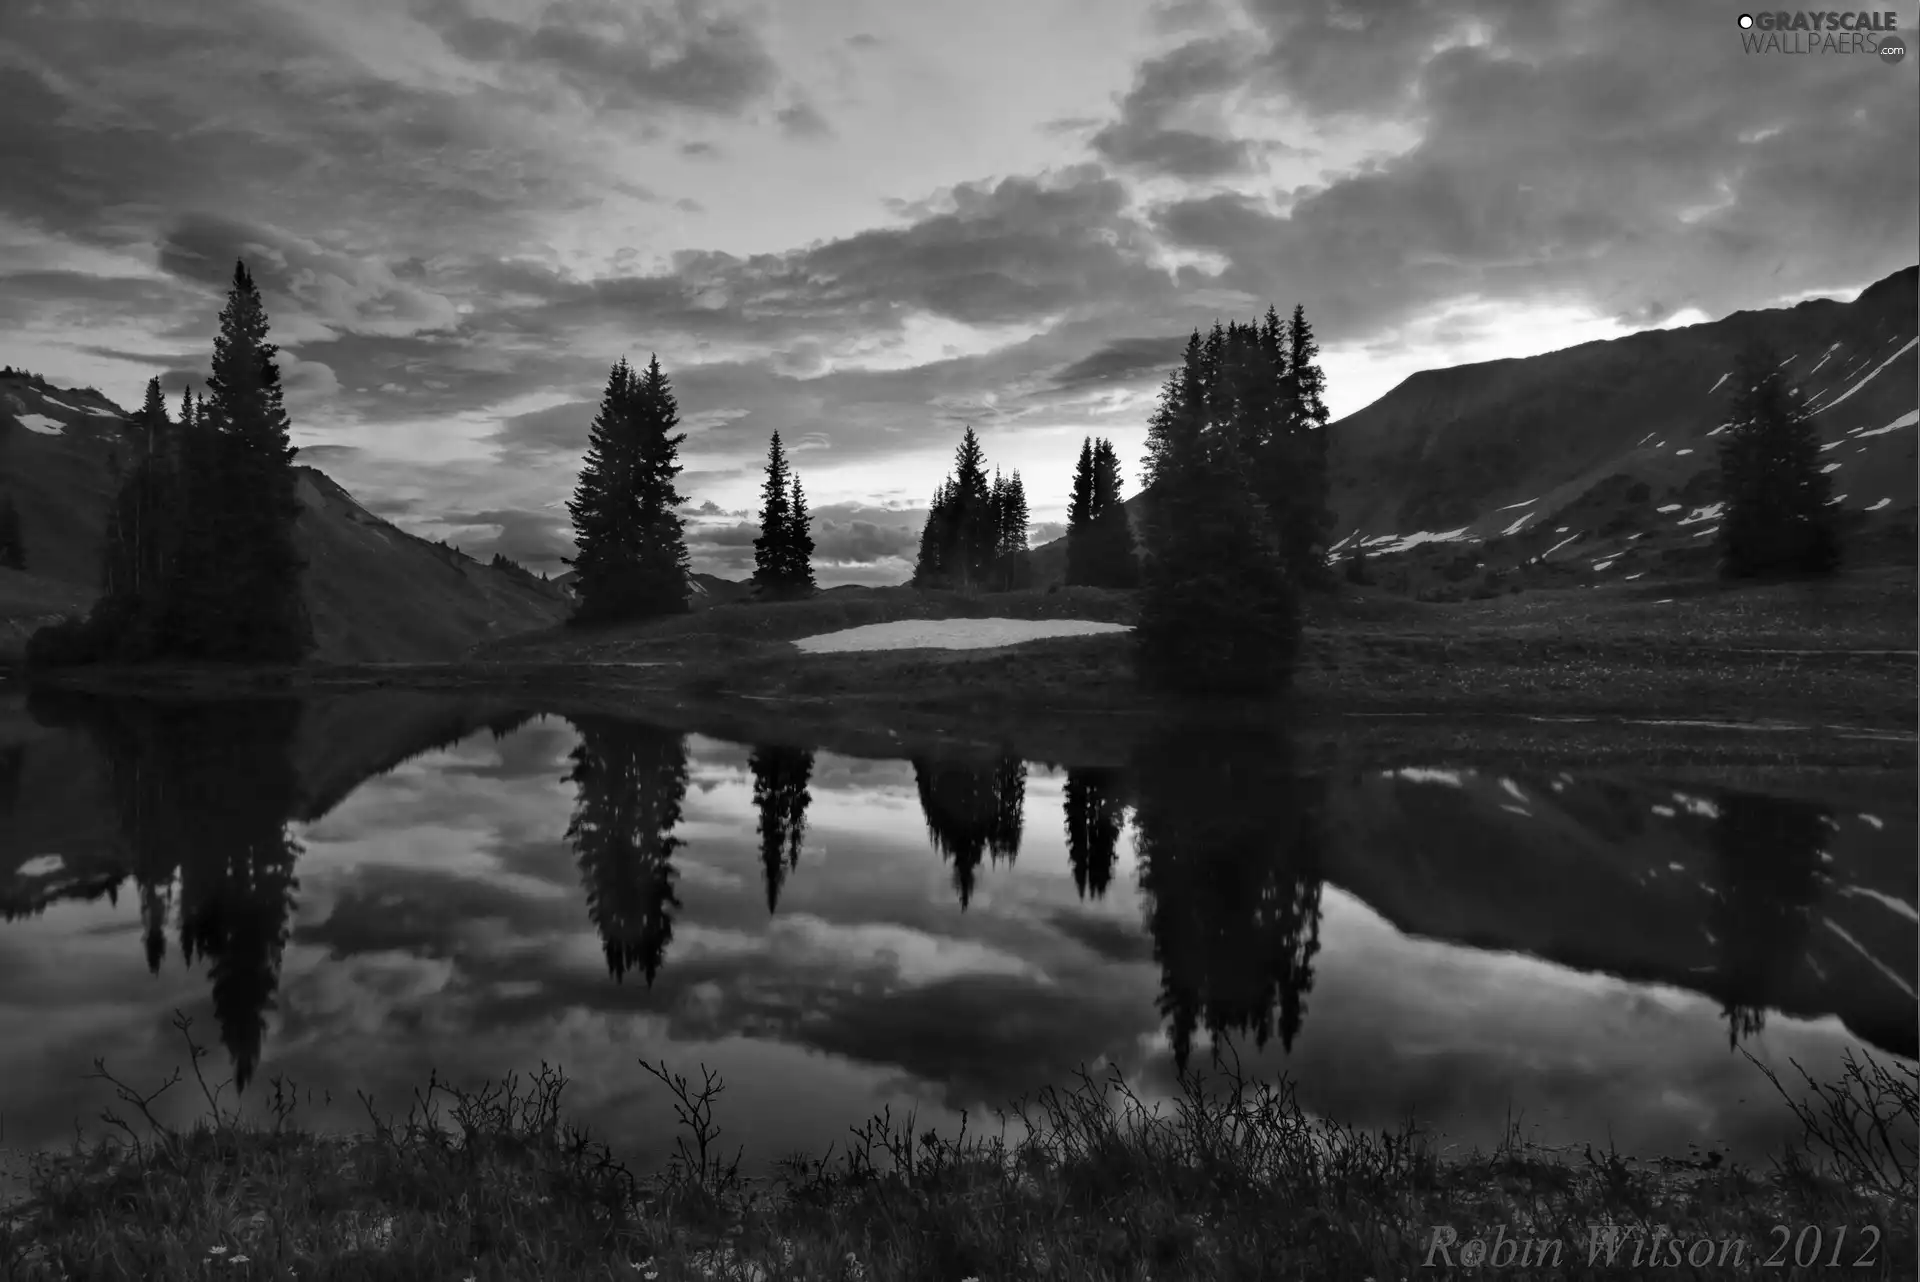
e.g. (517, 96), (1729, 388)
(1, 0), (1915, 583)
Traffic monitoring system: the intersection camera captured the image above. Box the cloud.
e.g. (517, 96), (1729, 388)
(1136, 0), (1919, 337)
(1049, 336), (1186, 391)
(776, 99), (833, 140)
(414, 0), (781, 116)
(1089, 37), (1260, 179)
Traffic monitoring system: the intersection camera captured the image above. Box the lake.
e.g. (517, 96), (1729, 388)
(1, 689), (1914, 1186)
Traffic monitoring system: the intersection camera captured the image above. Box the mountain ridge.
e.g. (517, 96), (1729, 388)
(0, 374), (570, 663)
(1029, 266), (1919, 590)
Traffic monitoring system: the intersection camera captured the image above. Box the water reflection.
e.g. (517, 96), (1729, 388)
(1708, 791), (1829, 1048)
(0, 691), (1913, 1174)
(564, 715), (688, 986)
(750, 745), (815, 914)
(1062, 767), (1127, 900)
(911, 755), (1027, 909)
(1132, 720), (1325, 1072)
(29, 693), (306, 1090)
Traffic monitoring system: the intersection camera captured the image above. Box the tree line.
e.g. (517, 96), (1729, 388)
(27, 261), (313, 667)
(909, 426), (1033, 592)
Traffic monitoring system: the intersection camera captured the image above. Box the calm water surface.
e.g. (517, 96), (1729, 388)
(1, 690), (1914, 1179)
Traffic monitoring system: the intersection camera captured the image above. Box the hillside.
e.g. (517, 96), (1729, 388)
(551, 568), (754, 610)
(1029, 266), (1919, 591)
(0, 372), (569, 663)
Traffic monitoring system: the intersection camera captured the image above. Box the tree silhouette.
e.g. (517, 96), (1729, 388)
(565, 357), (692, 624)
(29, 693), (307, 1090)
(1131, 717), (1326, 1072)
(752, 432), (815, 599)
(911, 427), (1004, 592)
(564, 716), (689, 985)
(1716, 342), (1841, 579)
(1063, 766), (1128, 899)
(1705, 789), (1828, 1047)
(750, 744), (815, 913)
(912, 754), (1027, 909)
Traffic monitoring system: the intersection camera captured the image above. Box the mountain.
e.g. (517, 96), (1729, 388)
(1029, 267), (1919, 589)
(0, 371), (569, 663)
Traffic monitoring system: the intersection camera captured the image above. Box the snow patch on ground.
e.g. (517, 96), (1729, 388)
(1593, 558), (1616, 571)
(1821, 462), (1842, 473)
(1375, 527), (1472, 555)
(1820, 439), (1844, 451)
(1813, 337), (1916, 414)
(1674, 448), (1693, 456)
(1540, 532), (1581, 559)
(1806, 344), (1840, 377)
(1496, 496), (1538, 511)
(1865, 497), (1893, 511)
(1656, 503), (1683, 513)
(1851, 409), (1918, 439)
(1676, 502), (1725, 527)
(1707, 372), (1730, 393)
(792, 618), (1131, 653)
(15, 413), (63, 435)
(1500, 512), (1535, 536)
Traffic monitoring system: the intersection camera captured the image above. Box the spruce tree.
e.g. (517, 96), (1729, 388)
(1135, 330), (1298, 696)
(948, 427), (996, 593)
(1716, 343), (1840, 579)
(1089, 438), (1136, 587)
(153, 263), (311, 663)
(1280, 304), (1333, 585)
(911, 482), (954, 588)
(565, 355), (693, 624)
(1065, 437), (1097, 587)
(993, 469), (1031, 590)
(751, 431), (794, 597)
(785, 474), (816, 594)
(0, 493), (22, 571)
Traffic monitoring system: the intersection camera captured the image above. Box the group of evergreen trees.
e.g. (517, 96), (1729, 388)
(563, 356), (695, 626)
(28, 261), (313, 667)
(1715, 343), (1841, 579)
(1063, 436), (1136, 588)
(751, 431), (817, 599)
(910, 427), (1033, 591)
(1134, 305), (1333, 697)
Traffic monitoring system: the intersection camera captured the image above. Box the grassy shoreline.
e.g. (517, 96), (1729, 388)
(4, 1017), (1915, 1281)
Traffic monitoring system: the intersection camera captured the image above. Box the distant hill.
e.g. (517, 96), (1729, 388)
(0, 372), (569, 663)
(1030, 266), (1919, 591)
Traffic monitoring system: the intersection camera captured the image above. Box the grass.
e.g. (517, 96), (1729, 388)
(3, 1015), (1914, 1281)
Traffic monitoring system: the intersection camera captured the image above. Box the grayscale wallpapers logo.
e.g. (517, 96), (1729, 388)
(1737, 10), (1907, 62)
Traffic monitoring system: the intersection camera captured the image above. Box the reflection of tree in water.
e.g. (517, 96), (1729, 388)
(564, 716), (688, 985)
(1132, 720), (1326, 1073)
(27, 692), (305, 1091)
(1063, 767), (1128, 899)
(750, 744), (814, 913)
(1707, 789), (1828, 1048)
(0, 742), (22, 819)
(912, 755), (1026, 910)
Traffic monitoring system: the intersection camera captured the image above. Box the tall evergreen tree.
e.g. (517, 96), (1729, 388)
(0, 493), (22, 571)
(910, 427), (1002, 592)
(565, 355), (693, 624)
(785, 474), (816, 593)
(1064, 437), (1098, 586)
(1088, 438), (1137, 587)
(752, 431), (795, 597)
(1135, 330), (1298, 696)
(155, 262), (312, 663)
(989, 469), (1031, 590)
(1280, 304), (1334, 585)
(1715, 343), (1840, 579)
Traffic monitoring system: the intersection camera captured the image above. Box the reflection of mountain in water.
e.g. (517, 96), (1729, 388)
(1, 690), (539, 1087)
(1131, 721), (1326, 1073)
(564, 716), (689, 985)
(912, 755), (1027, 909)
(751, 745), (814, 914)
(1331, 767), (1917, 1061)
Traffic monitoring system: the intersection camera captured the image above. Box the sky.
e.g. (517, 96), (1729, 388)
(1, 0), (1915, 584)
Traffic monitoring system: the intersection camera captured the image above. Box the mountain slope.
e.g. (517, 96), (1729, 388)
(1030, 266), (1919, 588)
(0, 372), (568, 662)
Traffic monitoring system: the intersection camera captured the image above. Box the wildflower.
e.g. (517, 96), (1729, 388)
(231, 1257), (250, 1266)
(208, 1246), (228, 1256)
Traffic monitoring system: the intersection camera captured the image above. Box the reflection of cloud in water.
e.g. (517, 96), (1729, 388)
(1, 699), (1912, 1180)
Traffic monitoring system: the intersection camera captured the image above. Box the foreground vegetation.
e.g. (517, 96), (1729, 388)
(4, 1017), (1913, 1281)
